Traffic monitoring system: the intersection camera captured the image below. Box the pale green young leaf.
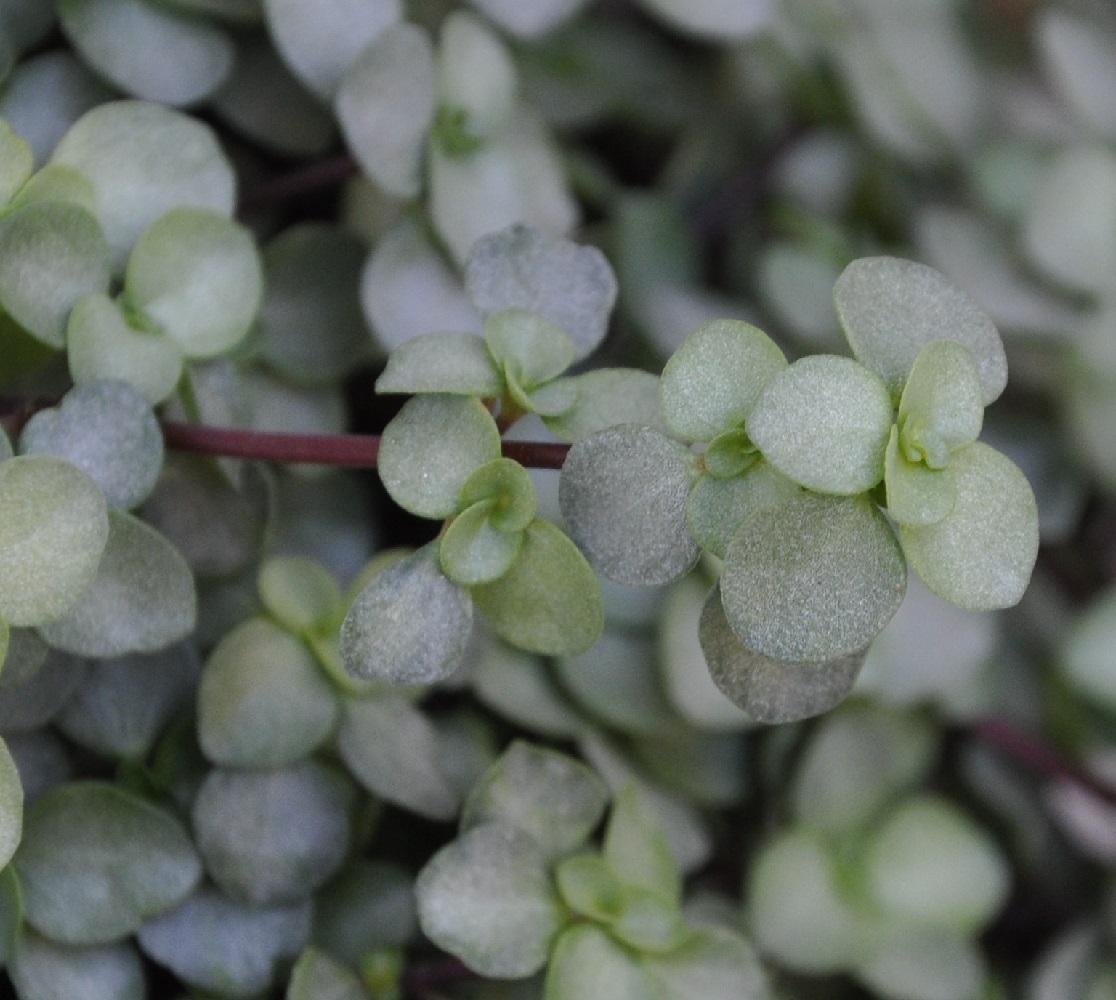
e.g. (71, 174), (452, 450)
(545, 924), (649, 1000)
(900, 442), (1038, 611)
(10, 932), (146, 1000)
(460, 458), (537, 531)
(335, 22), (437, 198)
(287, 947), (368, 1000)
(703, 428), (758, 479)
(58, 0), (234, 107)
(898, 340), (984, 458)
(256, 225), (369, 384)
(543, 369), (666, 442)
(0, 116), (32, 205)
(125, 207), (262, 359)
(437, 12), (517, 141)
(698, 585), (866, 724)
(461, 741), (609, 862)
(465, 224), (617, 361)
(864, 795), (1010, 933)
(854, 925), (985, 1000)
(258, 556), (343, 636)
(418, 822), (562, 977)
(659, 319), (787, 443)
(14, 782), (201, 944)
(376, 331), (502, 397)
(604, 784), (682, 905)
(198, 617), (339, 768)
(11, 164), (97, 212)
(0, 454), (108, 627)
(340, 543), (473, 685)
(378, 394), (501, 518)
(884, 427), (957, 527)
(0, 200), (110, 347)
(0, 735), (22, 870)
(470, 518), (604, 656)
(38, 510), (196, 658)
(645, 926), (771, 1000)
(440, 502), (523, 587)
(519, 376), (579, 419)
(560, 425), (698, 586)
(485, 309), (577, 390)
(555, 853), (626, 922)
(193, 761), (352, 906)
(720, 493), (906, 663)
(833, 256), (1008, 404)
(67, 293), (184, 405)
(687, 459), (799, 559)
(746, 355), (892, 496)
(336, 694), (460, 820)
(608, 888), (689, 955)
(50, 101), (236, 270)
(20, 380), (163, 510)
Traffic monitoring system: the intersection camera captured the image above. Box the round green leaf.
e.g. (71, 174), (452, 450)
(14, 782), (201, 945)
(340, 543), (473, 685)
(699, 585), (866, 723)
(687, 461), (799, 559)
(335, 22), (437, 198)
(470, 518), (604, 656)
(604, 784), (682, 904)
(545, 924), (649, 1000)
(884, 426), (957, 527)
(440, 502), (523, 587)
(50, 101), (236, 269)
(198, 617), (339, 768)
(258, 556), (342, 636)
(900, 442), (1038, 611)
(855, 925), (985, 1000)
(287, 947), (367, 1000)
(543, 368), (667, 442)
(416, 822), (563, 978)
(125, 207), (262, 358)
(375, 331), (502, 397)
(0, 200), (110, 347)
(0, 736), (22, 870)
(12, 164), (98, 212)
(38, 510), (196, 658)
(660, 319), (787, 442)
(0, 454), (108, 627)
(834, 256), (1008, 404)
(897, 340), (985, 459)
(720, 493), (906, 663)
(746, 355), (892, 496)
(485, 309), (577, 391)
(20, 380), (163, 510)
(0, 116), (33, 205)
(555, 853), (626, 922)
(67, 292), (184, 405)
(459, 458), (537, 531)
(10, 932), (146, 1000)
(377, 394), (501, 518)
(58, 0), (234, 106)
(560, 425), (699, 586)
(645, 926), (771, 1000)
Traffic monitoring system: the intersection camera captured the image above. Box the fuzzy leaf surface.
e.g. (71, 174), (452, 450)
(9, 932), (145, 1000)
(543, 368), (666, 442)
(440, 501), (523, 587)
(645, 926), (771, 1000)
(687, 460), (799, 559)
(375, 331), (502, 397)
(884, 427), (957, 527)
(545, 924), (648, 1000)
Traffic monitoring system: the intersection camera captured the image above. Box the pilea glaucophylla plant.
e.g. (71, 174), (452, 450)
(415, 740), (770, 1000)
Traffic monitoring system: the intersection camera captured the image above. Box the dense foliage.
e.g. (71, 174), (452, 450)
(1, 1), (1116, 999)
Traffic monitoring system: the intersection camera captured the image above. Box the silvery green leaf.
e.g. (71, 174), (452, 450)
(699, 583), (865, 724)
(335, 22), (437, 198)
(125, 207), (262, 359)
(470, 518), (604, 656)
(258, 556), (342, 636)
(0, 648), (86, 734)
(262, 0), (400, 100)
(312, 861), (416, 962)
(1039, 11), (1116, 142)
(747, 828), (871, 974)
(67, 293), (184, 405)
(376, 331), (502, 397)
(543, 368), (666, 442)
(0, 454), (108, 628)
(556, 630), (678, 736)
(256, 225), (369, 384)
(854, 925), (984, 1000)
(687, 461), (799, 559)
(20, 380), (163, 510)
(38, 510), (196, 658)
(287, 947), (367, 1000)
(461, 741), (609, 862)
(440, 501), (523, 587)
(604, 784), (681, 904)
(51, 101), (236, 270)
(746, 355), (891, 496)
(634, 0), (772, 40)
(378, 394), (501, 518)
(720, 493), (906, 664)
(465, 0), (589, 39)
(900, 442), (1038, 611)
(211, 37), (336, 158)
(54, 642), (199, 760)
(340, 543), (473, 685)
(485, 309), (577, 391)
(14, 782), (201, 945)
(9, 932), (145, 1000)
(659, 319), (787, 442)
(834, 256), (1007, 404)
(545, 924), (649, 1000)
(198, 617), (338, 768)
(645, 926), (771, 1000)
(898, 340), (984, 456)
(885, 428), (956, 528)
(560, 425), (698, 587)
(336, 694), (460, 820)
(0, 735), (21, 869)
(465, 224), (616, 361)
(416, 822), (563, 978)
(0, 200), (110, 347)
(58, 0), (234, 106)
(193, 761), (352, 906)
(0, 115), (32, 204)
(137, 887), (311, 997)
